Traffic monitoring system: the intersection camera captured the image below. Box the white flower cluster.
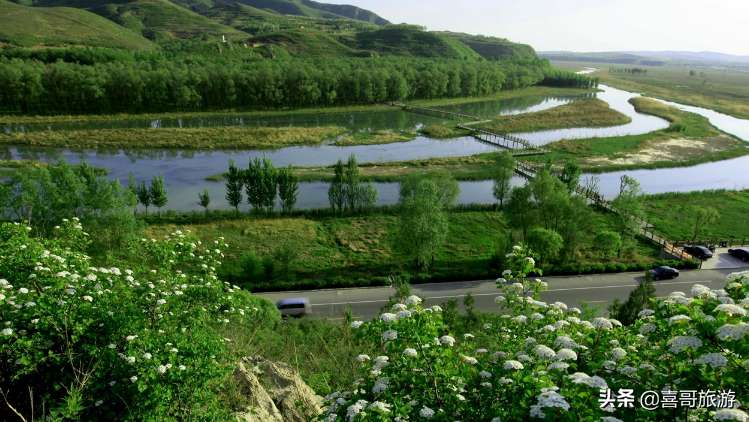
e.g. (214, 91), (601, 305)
(666, 336), (703, 353)
(714, 409), (749, 422)
(439, 336), (455, 346)
(716, 322), (749, 341)
(503, 360), (524, 370)
(373, 377), (389, 394)
(695, 353), (728, 368)
(533, 345), (556, 359)
(382, 330), (398, 341)
(592, 318), (613, 330)
(555, 348), (577, 361)
(714, 304), (747, 316)
(610, 348), (627, 360)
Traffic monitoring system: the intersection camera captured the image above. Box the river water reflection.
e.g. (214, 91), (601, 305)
(2, 83), (748, 211)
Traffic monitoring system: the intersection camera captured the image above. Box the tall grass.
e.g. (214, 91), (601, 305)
(1, 126), (348, 149)
(480, 98), (631, 133)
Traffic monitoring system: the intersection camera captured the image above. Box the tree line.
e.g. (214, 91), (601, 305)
(609, 67), (649, 75)
(0, 159), (142, 252)
(540, 69), (600, 88)
(0, 56), (594, 115)
(223, 155), (299, 214)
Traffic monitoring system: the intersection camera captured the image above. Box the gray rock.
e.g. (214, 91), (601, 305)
(234, 356), (322, 422)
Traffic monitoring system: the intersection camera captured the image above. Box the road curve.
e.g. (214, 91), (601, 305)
(257, 268), (743, 321)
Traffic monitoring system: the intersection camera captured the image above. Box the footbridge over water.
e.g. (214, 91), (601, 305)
(393, 102), (692, 260)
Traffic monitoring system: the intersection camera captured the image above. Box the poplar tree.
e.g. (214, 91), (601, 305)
(328, 159), (345, 214)
(149, 173), (168, 217)
(198, 189), (211, 213)
(245, 156), (264, 212)
(343, 154), (360, 213)
(261, 154), (277, 213)
(136, 181), (151, 214)
(277, 165), (299, 214)
(492, 151), (516, 210)
(225, 158), (243, 212)
(127, 171), (139, 214)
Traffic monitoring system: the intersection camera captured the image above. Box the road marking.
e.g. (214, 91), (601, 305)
(311, 280), (713, 306)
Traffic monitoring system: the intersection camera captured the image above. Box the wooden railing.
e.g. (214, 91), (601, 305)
(671, 239), (748, 248)
(393, 102), (693, 261)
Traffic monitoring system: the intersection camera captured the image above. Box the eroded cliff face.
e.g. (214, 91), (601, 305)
(234, 356), (323, 422)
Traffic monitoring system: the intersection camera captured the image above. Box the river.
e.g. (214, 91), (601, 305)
(1, 79), (748, 210)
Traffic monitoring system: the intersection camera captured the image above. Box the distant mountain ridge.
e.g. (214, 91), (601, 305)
(539, 50), (749, 65)
(1, 0), (538, 63)
(622, 51), (749, 64)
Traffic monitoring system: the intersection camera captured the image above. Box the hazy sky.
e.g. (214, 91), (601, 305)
(322, 0), (749, 55)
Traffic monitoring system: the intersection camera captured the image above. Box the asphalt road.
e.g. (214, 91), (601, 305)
(257, 267), (746, 321)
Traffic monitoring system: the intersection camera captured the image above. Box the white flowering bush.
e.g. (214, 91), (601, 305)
(0, 219), (246, 421)
(320, 245), (749, 421)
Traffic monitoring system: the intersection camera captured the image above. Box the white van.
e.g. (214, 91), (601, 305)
(276, 298), (312, 318)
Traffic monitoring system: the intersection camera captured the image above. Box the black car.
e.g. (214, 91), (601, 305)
(648, 266), (680, 280)
(683, 245), (713, 259)
(728, 248), (749, 261)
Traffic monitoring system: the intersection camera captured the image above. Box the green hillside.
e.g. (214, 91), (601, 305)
(0, 0), (157, 49)
(92, 0), (249, 42)
(297, 0), (388, 25)
(228, 0), (388, 25)
(202, 2), (377, 36)
(342, 26), (484, 60)
(438, 32), (537, 60)
(250, 28), (355, 57)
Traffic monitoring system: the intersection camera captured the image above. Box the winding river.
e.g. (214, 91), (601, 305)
(1, 77), (748, 211)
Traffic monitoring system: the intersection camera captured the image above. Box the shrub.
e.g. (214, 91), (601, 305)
(318, 245), (749, 421)
(0, 220), (252, 421)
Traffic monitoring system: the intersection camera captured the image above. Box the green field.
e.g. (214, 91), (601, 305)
(480, 97), (630, 133)
(0, 125), (349, 149)
(643, 189), (749, 241)
(551, 61), (749, 120)
(146, 209), (661, 291)
(0, 0), (157, 49)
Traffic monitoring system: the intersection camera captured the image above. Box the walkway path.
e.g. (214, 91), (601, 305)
(395, 102), (693, 261)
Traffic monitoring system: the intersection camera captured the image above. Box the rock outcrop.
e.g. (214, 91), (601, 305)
(234, 356), (322, 422)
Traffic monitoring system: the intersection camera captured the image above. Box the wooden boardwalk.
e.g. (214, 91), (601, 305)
(394, 102), (692, 261)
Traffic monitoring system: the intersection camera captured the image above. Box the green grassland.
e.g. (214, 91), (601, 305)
(219, 0), (389, 24)
(436, 32), (537, 60)
(480, 98), (631, 133)
(203, 3), (377, 36)
(523, 97), (749, 172)
(93, 0), (249, 42)
(0, 0), (157, 49)
(340, 26), (484, 60)
(250, 28), (355, 57)
(146, 209), (661, 291)
(643, 189), (749, 241)
(332, 130), (417, 146)
(0, 125), (347, 149)
(206, 154), (498, 183)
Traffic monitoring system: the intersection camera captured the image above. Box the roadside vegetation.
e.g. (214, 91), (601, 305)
(643, 189), (749, 241)
(3, 223), (743, 421)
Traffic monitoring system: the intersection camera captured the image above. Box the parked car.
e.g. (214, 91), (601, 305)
(648, 266), (680, 280)
(728, 248), (749, 261)
(683, 245), (713, 259)
(276, 298), (312, 318)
